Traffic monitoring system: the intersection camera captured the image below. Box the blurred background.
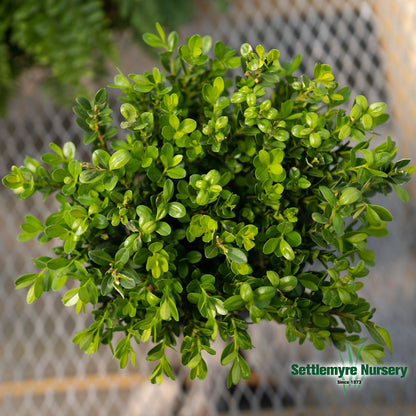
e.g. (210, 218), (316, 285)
(0, 0), (415, 415)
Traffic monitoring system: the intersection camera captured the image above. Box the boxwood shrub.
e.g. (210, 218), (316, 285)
(3, 24), (413, 386)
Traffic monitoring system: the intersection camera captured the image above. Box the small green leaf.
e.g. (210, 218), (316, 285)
(156, 222), (171, 236)
(115, 247), (130, 265)
(337, 288), (352, 304)
(205, 245), (219, 259)
(254, 286), (275, 302)
(280, 238), (295, 261)
(167, 168), (186, 179)
(167, 202), (186, 218)
(356, 95), (368, 110)
(375, 326), (392, 354)
(24, 215), (44, 231)
(120, 103), (138, 121)
(130, 74), (155, 92)
(227, 247), (247, 264)
(17, 231), (37, 242)
(339, 187), (361, 206)
(15, 273), (38, 289)
(266, 271), (280, 287)
(362, 114), (373, 130)
(52, 274), (68, 291)
(263, 238), (279, 255)
(180, 118), (197, 134)
(369, 204), (393, 221)
(94, 88), (108, 105)
(393, 184), (409, 203)
(345, 233), (368, 243)
(332, 212), (344, 236)
(223, 295), (243, 311)
(221, 342), (236, 365)
(240, 282), (253, 302)
(368, 102), (387, 118)
(366, 206), (382, 226)
(79, 170), (104, 184)
(26, 284), (36, 304)
(160, 299), (171, 320)
(148, 242), (163, 253)
(286, 231), (302, 247)
(279, 275), (298, 292)
(312, 213), (329, 224)
(62, 288), (80, 307)
(109, 149), (131, 170)
(299, 277), (318, 291)
(338, 124), (351, 140)
(186, 251), (202, 264)
(91, 214), (109, 229)
(238, 355), (251, 380)
(47, 257), (70, 270)
(360, 344), (385, 366)
(88, 250), (113, 266)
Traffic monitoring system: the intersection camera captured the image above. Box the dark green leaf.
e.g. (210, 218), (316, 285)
(88, 250), (113, 266)
(94, 88), (107, 105)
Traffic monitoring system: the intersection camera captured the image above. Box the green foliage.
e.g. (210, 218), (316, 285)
(3, 24), (413, 387)
(0, 0), (228, 112)
(0, 0), (114, 110)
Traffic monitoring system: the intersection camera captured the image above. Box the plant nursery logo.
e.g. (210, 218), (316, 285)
(290, 345), (408, 392)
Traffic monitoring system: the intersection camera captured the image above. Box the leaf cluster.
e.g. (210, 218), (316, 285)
(3, 24), (413, 386)
(0, 0), (228, 113)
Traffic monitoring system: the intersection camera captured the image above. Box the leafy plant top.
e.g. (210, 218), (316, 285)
(3, 24), (413, 386)
(0, 0), (228, 113)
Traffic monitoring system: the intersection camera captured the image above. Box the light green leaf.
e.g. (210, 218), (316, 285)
(266, 271), (280, 287)
(167, 168), (186, 179)
(280, 238), (295, 261)
(393, 184), (409, 203)
(180, 118), (197, 134)
(15, 273), (38, 289)
(167, 202), (186, 218)
(109, 149), (131, 170)
(279, 275), (298, 292)
(120, 103), (138, 121)
(369, 204), (393, 221)
(62, 288), (80, 307)
(339, 187), (361, 205)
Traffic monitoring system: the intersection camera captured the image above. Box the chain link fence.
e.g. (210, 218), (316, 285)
(1, 0), (415, 415)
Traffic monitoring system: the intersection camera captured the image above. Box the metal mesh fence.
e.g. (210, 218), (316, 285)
(1, 1), (415, 415)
